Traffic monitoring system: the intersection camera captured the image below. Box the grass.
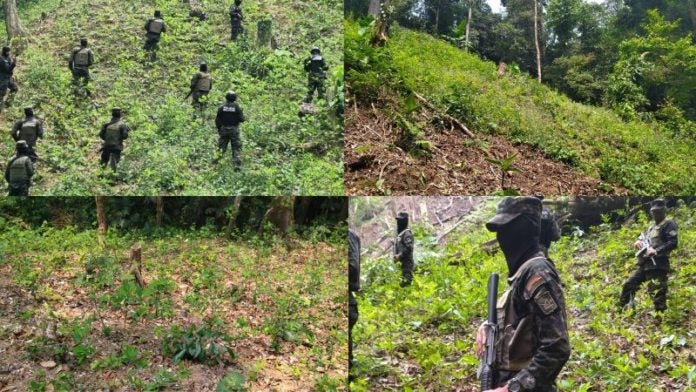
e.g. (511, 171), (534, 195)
(0, 0), (343, 195)
(351, 198), (696, 391)
(345, 19), (696, 195)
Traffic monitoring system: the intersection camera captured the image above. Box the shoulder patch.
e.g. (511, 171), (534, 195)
(524, 273), (545, 299)
(534, 289), (558, 315)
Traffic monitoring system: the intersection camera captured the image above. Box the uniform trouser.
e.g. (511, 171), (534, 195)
(27, 145), (38, 162)
(305, 77), (326, 103)
(71, 68), (90, 93)
(348, 295), (358, 372)
(219, 127), (241, 168)
(100, 147), (122, 170)
(144, 35), (161, 51)
(8, 182), (29, 196)
(400, 256), (413, 286)
(231, 22), (243, 40)
(192, 91), (209, 110)
(0, 78), (18, 104)
(497, 371), (558, 392)
(620, 267), (668, 311)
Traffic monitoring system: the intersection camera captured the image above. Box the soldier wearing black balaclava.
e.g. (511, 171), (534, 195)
(619, 199), (678, 312)
(229, 0), (244, 41)
(348, 229), (361, 381)
(11, 107), (44, 162)
(5, 141), (35, 196)
(0, 46), (18, 110)
(475, 197), (570, 392)
(394, 212), (414, 287)
(69, 38), (94, 94)
(215, 91), (246, 170)
(304, 47), (329, 103)
(99, 108), (130, 170)
(144, 10), (167, 54)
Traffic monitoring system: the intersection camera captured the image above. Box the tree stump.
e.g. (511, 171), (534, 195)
(130, 244), (146, 288)
(257, 19), (273, 47)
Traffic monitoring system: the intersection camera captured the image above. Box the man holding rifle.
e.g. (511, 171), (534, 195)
(476, 197), (570, 392)
(619, 199), (678, 312)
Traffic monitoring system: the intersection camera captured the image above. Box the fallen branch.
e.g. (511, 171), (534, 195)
(413, 92), (475, 138)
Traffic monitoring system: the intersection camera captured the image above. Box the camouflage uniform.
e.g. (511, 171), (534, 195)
(229, 3), (244, 41)
(304, 50), (329, 103)
(11, 113), (44, 162)
(99, 112), (130, 170)
(619, 199), (678, 312)
(5, 142), (34, 196)
(144, 16), (167, 52)
(0, 52), (18, 107)
(69, 44), (94, 90)
(215, 99), (245, 169)
(348, 229), (361, 377)
(191, 70), (213, 109)
(395, 212), (414, 287)
(485, 197), (571, 391)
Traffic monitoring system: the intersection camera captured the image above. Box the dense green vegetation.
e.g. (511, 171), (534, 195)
(350, 198), (695, 391)
(345, 19), (696, 194)
(1, 0), (343, 195)
(0, 209), (347, 390)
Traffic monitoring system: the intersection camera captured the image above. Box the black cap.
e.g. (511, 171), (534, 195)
(650, 198), (666, 212)
(24, 107), (33, 117)
(486, 197), (542, 232)
(112, 107), (122, 118)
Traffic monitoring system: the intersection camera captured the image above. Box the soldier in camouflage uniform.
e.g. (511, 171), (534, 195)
(5, 141), (35, 196)
(539, 200), (561, 256)
(214, 91), (246, 170)
(619, 199), (678, 312)
(190, 63), (213, 111)
(348, 229), (361, 381)
(144, 10), (167, 56)
(303, 47), (329, 103)
(69, 38), (94, 94)
(99, 108), (130, 170)
(0, 46), (18, 111)
(11, 107), (44, 162)
(394, 212), (414, 287)
(229, 0), (244, 41)
(476, 197), (570, 392)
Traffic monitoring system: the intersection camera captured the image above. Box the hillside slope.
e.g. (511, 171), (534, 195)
(345, 21), (696, 195)
(0, 0), (343, 195)
(350, 199), (696, 391)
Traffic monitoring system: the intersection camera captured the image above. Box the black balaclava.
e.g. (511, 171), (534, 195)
(496, 215), (541, 277)
(155, 10), (162, 18)
(200, 63), (208, 72)
(396, 212), (409, 234)
(80, 38), (88, 47)
(24, 107), (34, 117)
(112, 108), (122, 119)
(2, 46), (10, 56)
(651, 208), (666, 224)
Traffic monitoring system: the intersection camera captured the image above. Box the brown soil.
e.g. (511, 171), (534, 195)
(344, 102), (628, 196)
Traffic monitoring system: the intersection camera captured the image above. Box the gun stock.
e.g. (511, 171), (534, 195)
(480, 273), (499, 391)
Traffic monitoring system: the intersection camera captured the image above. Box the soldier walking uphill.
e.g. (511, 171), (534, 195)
(0, 46), (18, 111)
(144, 10), (167, 60)
(304, 47), (329, 103)
(69, 38), (94, 95)
(229, 0), (244, 41)
(99, 108), (130, 171)
(348, 229), (361, 381)
(189, 63), (213, 112)
(619, 199), (678, 313)
(11, 107), (44, 162)
(5, 141), (35, 196)
(394, 212), (414, 287)
(215, 91), (246, 170)
(476, 197), (570, 392)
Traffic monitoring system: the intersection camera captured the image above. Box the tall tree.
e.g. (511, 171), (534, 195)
(465, 0), (474, 50)
(4, 0), (27, 41)
(95, 197), (107, 236)
(368, 0), (381, 17)
(533, 0), (543, 82)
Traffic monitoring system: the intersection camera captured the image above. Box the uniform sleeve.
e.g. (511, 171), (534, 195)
(162, 22), (167, 33)
(121, 124), (130, 140)
(215, 107), (223, 128)
(402, 232), (414, 257)
(26, 159), (35, 178)
(88, 50), (94, 66)
(304, 58), (311, 72)
(4, 162), (9, 182)
(656, 221), (678, 255)
(522, 273), (571, 387)
(11, 120), (21, 140)
(145, 20), (150, 31)
(99, 124), (106, 140)
(38, 120), (45, 139)
(190, 73), (199, 90)
(322, 58), (329, 71)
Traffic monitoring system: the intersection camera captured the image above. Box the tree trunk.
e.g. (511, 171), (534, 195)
(226, 196), (243, 238)
(368, 0), (381, 17)
(257, 19), (273, 47)
(258, 196), (295, 236)
(434, 1), (441, 35)
(95, 197), (107, 235)
(373, 0), (390, 46)
(688, 0), (696, 44)
(533, 0), (542, 82)
(465, 0), (473, 51)
(155, 197), (164, 227)
(130, 244), (146, 288)
(4, 0), (27, 41)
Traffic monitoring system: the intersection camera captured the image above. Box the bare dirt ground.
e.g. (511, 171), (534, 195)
(345, 103), (627, 196)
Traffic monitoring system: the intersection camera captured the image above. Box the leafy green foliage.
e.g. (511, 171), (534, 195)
(161, 324), (236, 364)
(1, 0), (343, 195)
(216, 370), (247, 392)
(351, 199), (696, 391)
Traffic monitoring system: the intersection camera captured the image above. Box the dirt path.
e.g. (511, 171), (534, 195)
(345, 105), (627, 196)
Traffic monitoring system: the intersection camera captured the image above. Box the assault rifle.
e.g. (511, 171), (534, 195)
(635, 232), (656, 266)
(480, 273), (499, 391)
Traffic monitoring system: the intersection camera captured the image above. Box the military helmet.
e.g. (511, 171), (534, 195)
(111, 107), (122, 118)
(486, 196), (542, 232)
(24, 107), (34, 117)
(650, 198), (667, 212)
(226, 91), (237, 102)
(311, 47), (321, 55)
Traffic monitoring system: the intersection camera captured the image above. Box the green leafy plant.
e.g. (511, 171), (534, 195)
(161, 324), (236, 364)
(485, 153), (520, 193)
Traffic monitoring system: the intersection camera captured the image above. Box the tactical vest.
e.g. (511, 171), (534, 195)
(308, 55), (325, 75)
(196, 73), (212, 92)
(149, 19), (164, 34)
(103, 121), (123, 148)
(395, 228), (413, 256)
(8, 156), (31, 182)
(646, 220), (668, 251)
(230, 8), (242, 22)
(74, 48), (90, 67)
(19, 119), (40, 145)
(220, 104), (241, 126)
(0, 56), (13, 77)
(495, 256), (550, 372)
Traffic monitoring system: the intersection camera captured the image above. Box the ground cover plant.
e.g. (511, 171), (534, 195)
(350, 197), (696, 391)
(0, 197), (347, 391)
(0, 0), (343, 195)
(345, 19), (696, 195)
